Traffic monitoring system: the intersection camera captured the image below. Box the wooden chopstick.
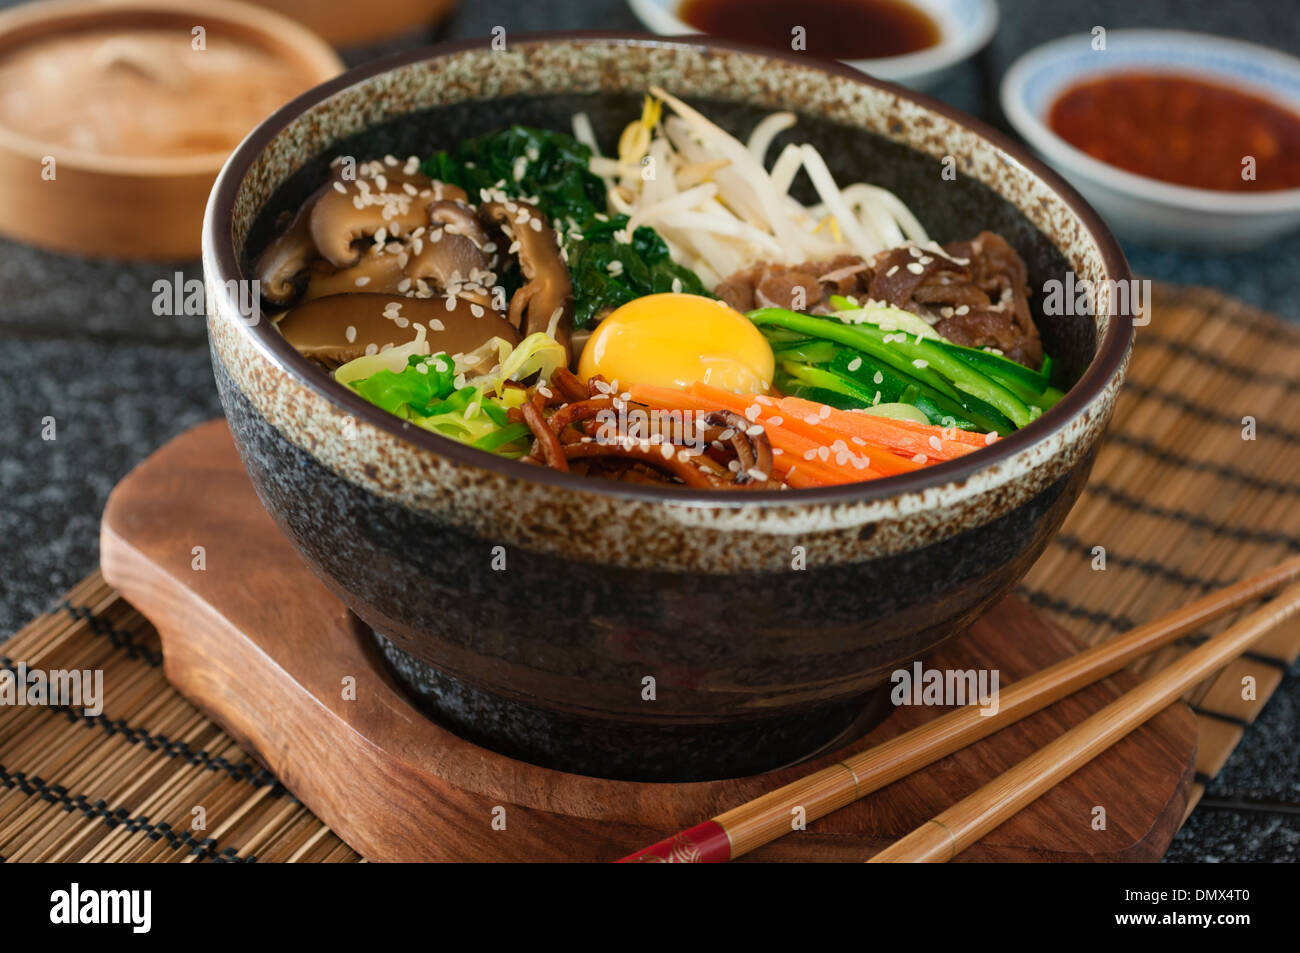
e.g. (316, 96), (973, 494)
(617, 555), (1300, 862)
(868, 579), (1300, 862)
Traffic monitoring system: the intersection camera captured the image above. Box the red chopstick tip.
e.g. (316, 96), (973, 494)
(615, 821), (731, 863)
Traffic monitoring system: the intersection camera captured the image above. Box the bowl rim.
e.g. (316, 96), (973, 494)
(204, 30), (1134, 509)
(625, 0), (1000, 81)
(1000, 28), (1300, 214)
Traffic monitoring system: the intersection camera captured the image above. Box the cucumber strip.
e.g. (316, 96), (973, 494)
(934, 339), (1050, 390)
(829, 350), (913, 403)
(779, 362), (880, 405)
(774, 340), (839, 364)
(750, 309), (965, 402)
(774, 377), (873, 412)
(901, 339), (1033, 427)
(785, 360), (1011, 435)
(751, 308), (1029, 427)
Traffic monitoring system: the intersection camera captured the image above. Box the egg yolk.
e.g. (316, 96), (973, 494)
(577, 293), (775, 393)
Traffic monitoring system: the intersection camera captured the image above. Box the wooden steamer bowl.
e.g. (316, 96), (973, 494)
(0, 0), (342, 260)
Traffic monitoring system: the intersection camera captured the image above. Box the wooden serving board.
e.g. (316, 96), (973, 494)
(99, 421), (1198, 862)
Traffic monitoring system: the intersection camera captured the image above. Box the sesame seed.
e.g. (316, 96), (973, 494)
(745, 424), (763, 437)
(929, 436), (943, 451)
(886, 264), (899, 277)
(817, 446), (830, 461)
(913, 359), (928, 369)
(912, 453), (928, 464)
(344, 325), (357, 343)
(529, 218), (543, 232)
(906, 262), (925, 275)
(768, 415), (783, 426)
(364, 343), (378, 355)
(873, 370), (884, 384)
(955, 305), (970, 315)
(428, 319), (445, 331)
(355, 276), (370, 286)
(847, 357), (862, 372)
(333, 181), (347, 194)
(985, 431), (998, 445)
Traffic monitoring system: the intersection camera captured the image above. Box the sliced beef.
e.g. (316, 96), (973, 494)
(934, 232), (1041, 369)
(713, 231), (1043, 369)
(715, 255), (871, 313)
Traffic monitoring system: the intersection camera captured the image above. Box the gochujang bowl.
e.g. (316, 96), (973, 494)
(203, 34), (1134, 782)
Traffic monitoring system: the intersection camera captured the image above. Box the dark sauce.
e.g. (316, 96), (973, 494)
(1049, 72), (1300, 192)
(678, 0), (940, 60)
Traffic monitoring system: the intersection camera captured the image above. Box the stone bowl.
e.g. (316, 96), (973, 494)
(203, 34), (1134, 781)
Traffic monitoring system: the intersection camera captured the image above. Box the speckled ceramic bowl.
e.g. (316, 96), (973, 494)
(203, 33), (1134, 782)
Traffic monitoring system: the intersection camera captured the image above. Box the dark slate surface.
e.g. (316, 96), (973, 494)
(0, 0), (1296, 860)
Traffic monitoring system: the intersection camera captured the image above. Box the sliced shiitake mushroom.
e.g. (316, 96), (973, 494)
(300, 244), (408, 301)
(276, 293), (522, 368)
(253, 181), (332, 305)
(479, 200), (573, 359)
(426, 199), (490, 248)
(406, 229), (491, 290)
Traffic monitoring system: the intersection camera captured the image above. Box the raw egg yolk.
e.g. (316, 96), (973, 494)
(577, 293), (775, 393)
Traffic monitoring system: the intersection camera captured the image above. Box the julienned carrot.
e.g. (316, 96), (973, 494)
(779, 394), (994, 449)
(777, 395), (992, 459)
(686, 383), (921, 478)
(626, 384), (884, 485)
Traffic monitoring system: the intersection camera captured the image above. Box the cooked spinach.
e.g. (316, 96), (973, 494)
(422, 125), (711, 328)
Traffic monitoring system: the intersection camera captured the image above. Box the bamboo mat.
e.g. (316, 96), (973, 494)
(2, 283), (1298, 862)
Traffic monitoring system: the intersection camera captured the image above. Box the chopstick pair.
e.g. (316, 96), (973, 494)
(618, 555), (1300, 863)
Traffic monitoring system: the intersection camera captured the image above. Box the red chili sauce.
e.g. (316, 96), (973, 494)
(1048, 72), (1300, 192)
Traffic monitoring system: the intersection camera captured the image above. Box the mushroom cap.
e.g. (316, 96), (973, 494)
(276, 292), (521, 368)
(309, 169), (464, 269)
(301, 243), (408, 301)
(426, 199), (490, 248)
(406, 228), (492, 291)
(253, 181), (332, 304)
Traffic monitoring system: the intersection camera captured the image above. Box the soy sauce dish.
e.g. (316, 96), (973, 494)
(203, 35), (1134, 782)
